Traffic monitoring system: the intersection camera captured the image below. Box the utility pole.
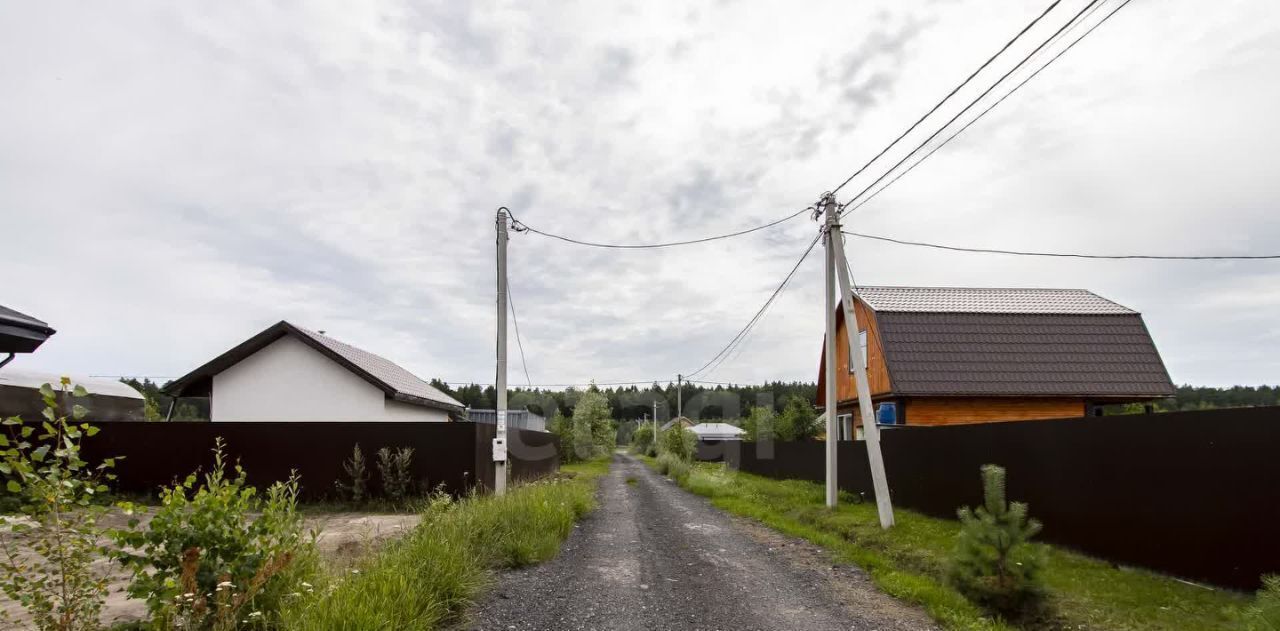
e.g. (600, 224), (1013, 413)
(677, 374), (683, 418)
(821, 195), (895, 527)
(830, 227), (894, 527)
(821, 194), (839, 509)
(494, 208), (510, 496)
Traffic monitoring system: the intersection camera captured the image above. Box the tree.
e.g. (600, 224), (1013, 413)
(949, 464), (1046, 616)
(630, 424), (655, 456)
(742, 406), (776, 443)
(570, 387), (614, 461)
(775, 395), (818, 441)
(659, 426), (695, 462)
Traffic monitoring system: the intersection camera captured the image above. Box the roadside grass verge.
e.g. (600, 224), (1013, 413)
(281, 459), (608, 630)
(645, 458), (1249, 631)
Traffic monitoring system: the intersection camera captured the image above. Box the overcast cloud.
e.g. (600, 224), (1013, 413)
(1, 0), (1277, 388)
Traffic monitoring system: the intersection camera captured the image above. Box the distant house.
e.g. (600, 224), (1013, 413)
(0, 370), (145, 422)
(660, 416), (694, 432)
(0, 305), (56, 368)
(689, 422), (746, 441)
(817, 287), (1175, 436)
(164, 321), (465, 422)
(468, 408), (547, 432)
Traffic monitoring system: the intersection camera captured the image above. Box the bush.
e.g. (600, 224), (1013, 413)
(1246, 574), (1280, 630)
(376, 446), (414, 504)
(334, 443), (369, 504)
(630, 424), (655, 455)
(0, 379), (117, 631)
(775, 395), (819, 441)
(742, 406), (775, 443)
(948, 464), (1046, 616)
(659, 426), (695, 462)
(112, 438), (316, 629)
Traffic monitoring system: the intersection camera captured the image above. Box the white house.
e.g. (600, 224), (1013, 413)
(164, 321), (464, 422)
(688, 422), (746, 441)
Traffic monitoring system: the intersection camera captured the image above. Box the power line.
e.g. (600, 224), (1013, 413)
(442, 379), (675, 389)
(830, 0), (1065, 196)
(844, 231), (1280, 260)
(506, 282), (533, 387)
(843, 0), (1128, 216)
(686, 232), (823, 379)
(508, 206), (811, 250)
(839, 0), (1106, 216)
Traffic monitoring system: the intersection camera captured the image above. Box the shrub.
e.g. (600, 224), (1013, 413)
(112, 438), (315, 629)
(630, 424), (655, 455)
(659, 426), (695, 462)
(570, 389), (614, 461)
(948, 464), (1046, 616)
(0, 379), (117, 631)
(334, 443), (369, 504)
(775, 395), (819, 441)
(742, 406), (775, 443)
(1246, 574), (1280, 630)
(376, 446), (414, 504)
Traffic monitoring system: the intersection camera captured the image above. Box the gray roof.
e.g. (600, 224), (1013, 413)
(856, 287), (1135, 314)
(165, 321), (464, 412)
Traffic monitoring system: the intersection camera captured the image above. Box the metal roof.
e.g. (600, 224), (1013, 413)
(164, 321), (464, 412)
(689, 422), (746, 439)
(0, 369), (144, 399)
(855, 287), (1135, 314)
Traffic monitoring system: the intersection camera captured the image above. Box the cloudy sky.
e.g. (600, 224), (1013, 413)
(2, 0), (1277, 389)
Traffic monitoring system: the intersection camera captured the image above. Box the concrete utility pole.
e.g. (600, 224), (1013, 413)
(494, 208), (510, 496)
(653, 400), (658, 442)
(821, 195), (839, 509)
(677, 374), (683, 418)
(830, 226), (895, 528)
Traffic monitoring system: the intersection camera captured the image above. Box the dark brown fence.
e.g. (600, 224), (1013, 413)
(78, 421), (559, 500)
(722, 407), (1280, 591)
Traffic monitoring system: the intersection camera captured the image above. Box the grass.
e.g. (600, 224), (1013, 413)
(645, 458), (1251, 630)
(280, 459), (608, 630)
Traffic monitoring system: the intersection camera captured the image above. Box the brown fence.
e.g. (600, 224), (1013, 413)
(78, 421), (559, 500)
(721, 407), (1280, 591)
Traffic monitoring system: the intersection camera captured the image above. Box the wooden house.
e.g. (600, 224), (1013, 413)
(816, 287), (1175, 436)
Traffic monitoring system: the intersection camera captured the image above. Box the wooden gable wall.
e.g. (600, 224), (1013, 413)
(816, 296), (893, 406)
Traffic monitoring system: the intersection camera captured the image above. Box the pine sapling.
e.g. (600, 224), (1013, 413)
(376, 447), (414, 504)
(335, 444), (369, 504)
(948, 464), (1046, 616)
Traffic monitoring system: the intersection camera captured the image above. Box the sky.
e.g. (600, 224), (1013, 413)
(1, 0), (1277, 389)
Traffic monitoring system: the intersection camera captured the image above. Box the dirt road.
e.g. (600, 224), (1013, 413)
(467, 453), (936, 631)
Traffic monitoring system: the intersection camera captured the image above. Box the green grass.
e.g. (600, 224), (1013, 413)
(280, 460), (608, 630)
(646, 458), (1250, 630)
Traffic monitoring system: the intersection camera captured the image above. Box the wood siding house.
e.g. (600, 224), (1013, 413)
(816, 287), (1175, 435)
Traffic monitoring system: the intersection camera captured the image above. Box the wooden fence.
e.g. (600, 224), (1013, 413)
(717, 407), (1280, 590)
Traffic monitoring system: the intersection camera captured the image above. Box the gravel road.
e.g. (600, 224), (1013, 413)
(466, 453), (937, 631)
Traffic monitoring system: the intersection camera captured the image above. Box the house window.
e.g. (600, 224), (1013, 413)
(836, 414), (853, 441)
(859, 330), (868, 368)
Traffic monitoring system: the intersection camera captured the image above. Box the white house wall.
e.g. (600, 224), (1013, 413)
(210, 336), (445, 422)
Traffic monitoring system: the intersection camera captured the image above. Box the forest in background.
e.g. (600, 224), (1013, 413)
(118, 378), (1280, 422)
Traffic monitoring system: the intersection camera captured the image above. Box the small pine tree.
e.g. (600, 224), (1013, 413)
(335, 444), (369, 504)
(376, 446), (414, 504)
(949, 464), (1046, 616)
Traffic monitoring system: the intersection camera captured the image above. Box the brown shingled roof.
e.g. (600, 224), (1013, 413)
(839, 287), (1175, 399)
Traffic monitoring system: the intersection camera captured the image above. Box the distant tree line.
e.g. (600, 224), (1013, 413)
(429, 379), (819, 422)
(1105, 384), (1280, 415)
